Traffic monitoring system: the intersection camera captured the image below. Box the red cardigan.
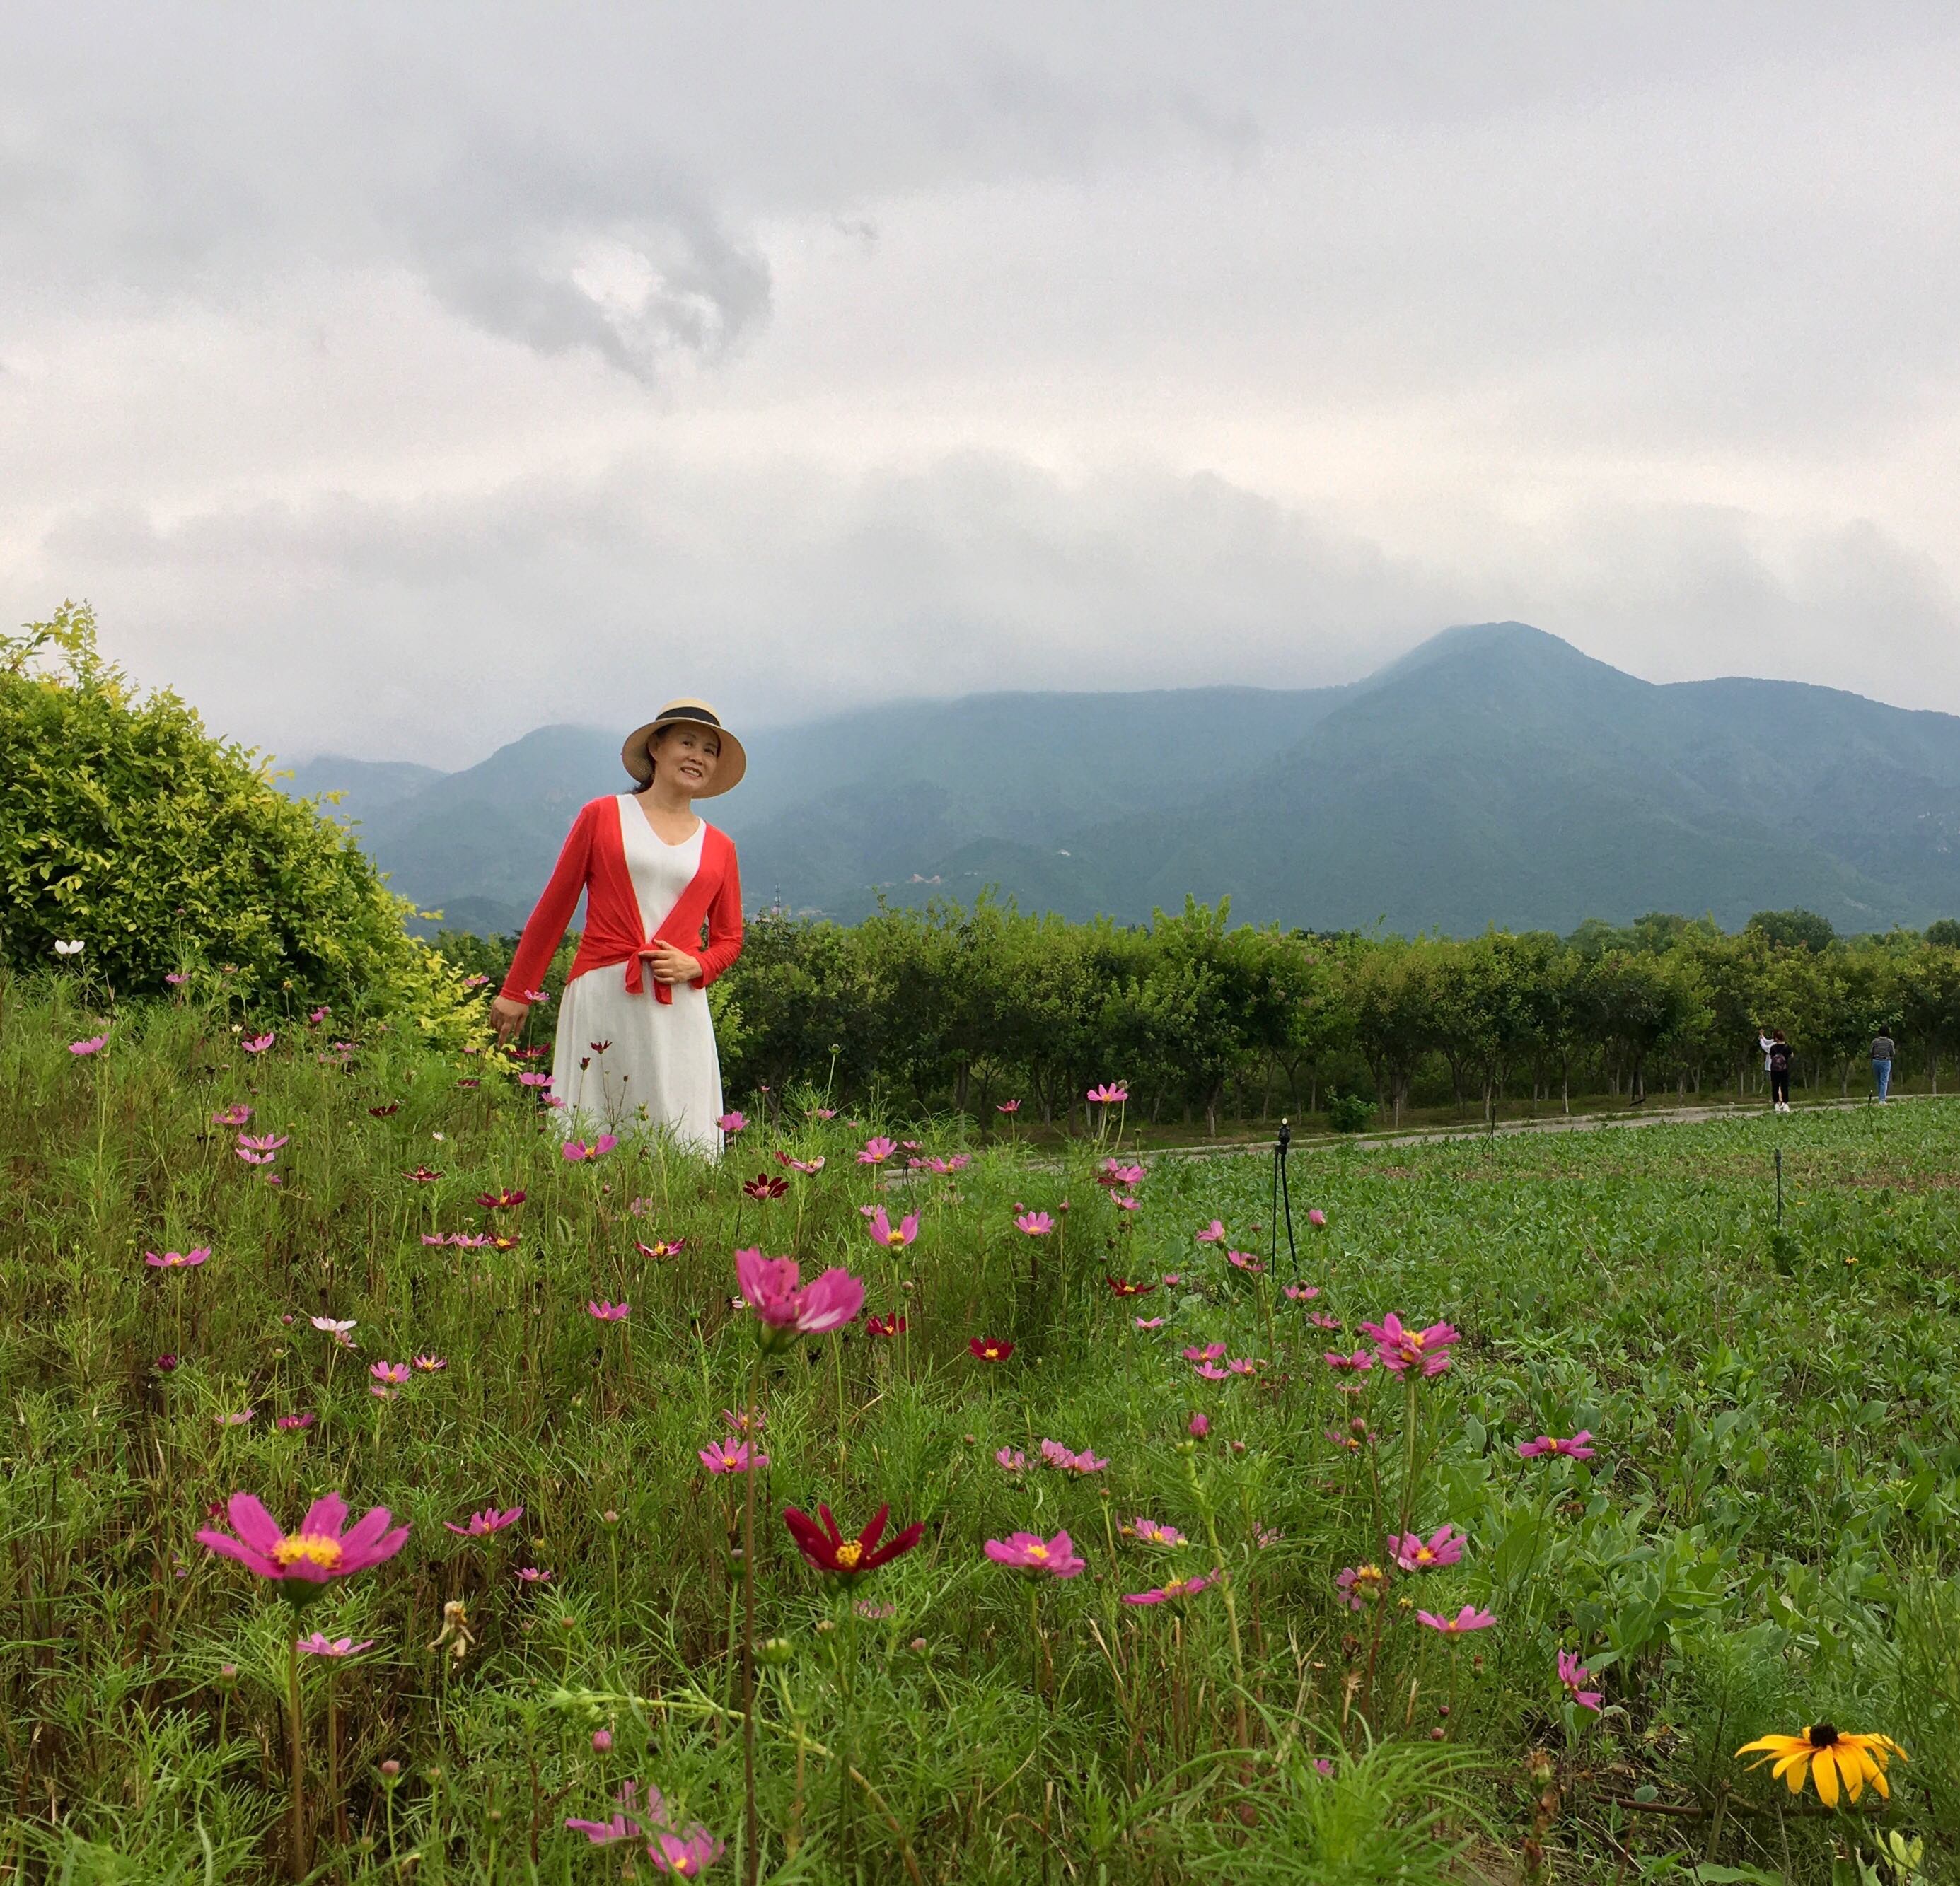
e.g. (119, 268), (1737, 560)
(500, 796), (743, 1006)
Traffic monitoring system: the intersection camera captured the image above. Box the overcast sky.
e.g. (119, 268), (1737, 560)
(5, 4), (1959, 767)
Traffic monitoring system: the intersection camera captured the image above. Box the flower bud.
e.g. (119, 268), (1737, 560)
(1188, 1413), (1210, 1439)
(758, 1636), (797, 1666)
(380, 1760), (402, 1781)
(217, 1664), (238, 1689)
(591, 1730), (613, 1752)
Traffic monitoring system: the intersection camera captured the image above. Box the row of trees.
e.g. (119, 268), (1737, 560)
(445, 898), (1960, 1134)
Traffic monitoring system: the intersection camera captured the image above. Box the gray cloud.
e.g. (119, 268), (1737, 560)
(4, 2), (1960, 757)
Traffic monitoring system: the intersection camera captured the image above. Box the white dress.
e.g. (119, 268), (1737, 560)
(550, 797), (725, 1156)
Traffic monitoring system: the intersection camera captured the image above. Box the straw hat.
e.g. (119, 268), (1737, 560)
(620, 699), (746, 796)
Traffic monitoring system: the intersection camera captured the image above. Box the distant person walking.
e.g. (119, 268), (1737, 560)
(1759, 1030), (1794, 1113)
(488, 701), (746, 1157)
(1871, 1029), (1897, 1102)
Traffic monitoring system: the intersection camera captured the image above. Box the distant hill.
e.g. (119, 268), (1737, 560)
(279, 624), (1960, 936)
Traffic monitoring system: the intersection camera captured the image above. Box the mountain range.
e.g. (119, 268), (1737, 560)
(279, 623), (1960, 938)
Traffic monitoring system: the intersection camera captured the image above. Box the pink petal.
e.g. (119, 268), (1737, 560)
(226, 1494), (286, 1551)
(196, 1529), (279, 1576)
(299, 1493), (350, 1539)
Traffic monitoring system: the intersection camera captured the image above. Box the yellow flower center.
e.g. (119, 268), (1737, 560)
(1355, 1564), (1386, 1592)
(833, 1541), (864, 1569)
(1166, 1579), (1193, 1597)
(272, 1532), (344, 1570)
(886, 1230), (905, 1246)
(1026, 1543), (1048, 1560)
(1415, 1547), (1434, 1564)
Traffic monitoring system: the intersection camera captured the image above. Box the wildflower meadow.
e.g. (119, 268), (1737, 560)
(4, 979), (1958, 1884)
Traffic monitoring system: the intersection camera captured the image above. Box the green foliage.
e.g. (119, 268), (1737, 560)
(1323, 1090), (1374, 1133)
(1746, 907), (1838, 954)
(1, 604), (482, 1042)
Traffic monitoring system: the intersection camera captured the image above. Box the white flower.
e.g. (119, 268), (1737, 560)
(53, 939), (84, 957)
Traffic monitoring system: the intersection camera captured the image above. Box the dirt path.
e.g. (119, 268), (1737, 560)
(1096, 1090), (1945, 1167)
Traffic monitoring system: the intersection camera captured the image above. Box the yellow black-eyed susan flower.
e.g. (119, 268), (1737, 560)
(1736, 1724), (1905, 1805)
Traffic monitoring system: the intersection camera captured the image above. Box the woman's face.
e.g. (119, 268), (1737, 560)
(651, 723), (721, 795)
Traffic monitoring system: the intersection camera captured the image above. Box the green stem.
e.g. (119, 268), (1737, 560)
(741, 1346), (764, 1886)
(286, 1627), (306, 1878)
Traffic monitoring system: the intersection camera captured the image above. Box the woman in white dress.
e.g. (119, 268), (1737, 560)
(488, 701), (746, 1157)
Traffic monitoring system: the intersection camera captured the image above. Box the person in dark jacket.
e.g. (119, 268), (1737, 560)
(1760, 1030), (1794, 1112)
(1871, 1030), (1897, 1102)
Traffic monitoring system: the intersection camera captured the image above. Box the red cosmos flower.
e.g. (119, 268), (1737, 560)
(403, 1167), (442, 1184)
(1106, 1276), (1156, 1298)
(477, 1189), (526, 1209)
(782, 1503), (923, 1581)
(969, 1337), (1014, 1363)
(634, 1238), (685, 1260)
(368, 1103), (400, 1117)
(743, 1173), (789, 1201)
(865, 1312), (907, 1338)
(489, 1233), (521, 1252)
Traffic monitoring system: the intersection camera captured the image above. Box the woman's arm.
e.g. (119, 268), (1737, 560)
(499, 804), (597, 1003)
(690, 844), (745, 989)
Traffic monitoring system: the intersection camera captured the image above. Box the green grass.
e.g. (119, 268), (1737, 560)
(3, 981), (1957, 1883)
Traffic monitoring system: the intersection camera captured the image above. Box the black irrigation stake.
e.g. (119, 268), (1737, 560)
(1272, 1118), (1298, 1277)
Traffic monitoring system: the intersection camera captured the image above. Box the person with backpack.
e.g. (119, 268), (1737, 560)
(1758, 1029), (1794, 1112)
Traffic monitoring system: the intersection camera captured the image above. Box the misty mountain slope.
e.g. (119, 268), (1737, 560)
(278, 624), (1960, 934)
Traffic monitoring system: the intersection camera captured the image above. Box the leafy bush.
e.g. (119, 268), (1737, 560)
(1, 605), (481, 1041)
(1324, 1090), (1374, 1133)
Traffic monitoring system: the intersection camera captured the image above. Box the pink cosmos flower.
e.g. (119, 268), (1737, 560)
(1014, 1211), (1054, 1235)
(1308, 1209), (1328, 1228)
(311, 1316), (357, 1347)
(277, 1413), (315, 1431)
(562, 1135), (620, 1162)
(1226, 1358), (1259, 1376)
(216, 1409), (255, 1426)
(522, 988), (551, 1003)
(1418, 1605), (1497, 1635)
(69, 1035), (108, 1056)
(242, 1033), (275, 1054)
(1326, 1349), (1373, 1374)
(516, 1566), (552, 1583)
(1518, 1431), (1595, 1460)
(716, 1112), (747, 1136)
(700, 1438), (768, 1474)
(1195, 1221), (1227, 1244)
(1162, 1272), (1182, 1288)
(146, 1247), (211, 1269)
(995, 1100), (1020, 1114)
(1038, 1440), (1108, 1475)
(369, 1362), (410, 1398)
(411, 1354), (447, 1374)
(446, 1506), (525, 1537)
(1388, 1525), (1467, 1573)
(1309, 1310), (1341, 1330)
(197, 1491), (410, 1585)
(1194, 1362), (1229, 1380)
(1182, 1344), (1227, 1363)
(518, 1071), (553, 1088)
(995, 1447), (1028, 1472)
(857, 1136), (896, 1165)
(298, 1634), (375, 1657)
(1358, 1314), (1461, 1378)
(587, 1300), (631, 1322)
(867, 1206), (918, 1249)
(213, 1104), (252, 1127)
(810, 1106), (838, 1119)
(1135, 1315), (1165, 1329)
(1558, 1650), (1604, 1712)
(1086, 1083), (1129, 1105)
(1098, 1159), (1146, 1187)
(1128, 1517), (1186, 1547)
(1335, 1564), (1390, 1611)
(985, 1530), (1086, 1578)
(1122, 1574), (1214, 1606)
(777, 1153), (826, 1174)
(447, 1233), (491, 1248)
(1188, 1412), (1210, 1438)
(1226, 1250), (1265, 1273)
(648, 1827), (724, 1877)
(166, 972), (190, 986)
(236, 1148), (277, 1167)
(237, 1132), (288, 1155)
(1112, 1194), (1141, 1211)
(922, 1153), (971, 1174)
(733, 1250), (866, 1339)
(419, 1234), (447, 1247)
(1284, 1283), (1321, 1302)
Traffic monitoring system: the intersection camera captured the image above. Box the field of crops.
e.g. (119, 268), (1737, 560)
(4, 985), (1956, 1883)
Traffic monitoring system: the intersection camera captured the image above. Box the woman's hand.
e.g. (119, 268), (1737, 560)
(489, 994), (529, 1047)
(642, 944), (702, 984)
